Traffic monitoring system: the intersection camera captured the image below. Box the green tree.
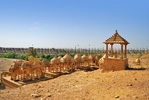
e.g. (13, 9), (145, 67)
(4, 53), (16, 58)
(49, 55), (55, 61)
(45, 54), (50, 59)
(20, 54), (26, 60)
(41, 54), (45, 58)
(25, 48), (37, 60)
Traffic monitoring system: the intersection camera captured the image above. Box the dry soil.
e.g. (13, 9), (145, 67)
(0, 54), (149, 100)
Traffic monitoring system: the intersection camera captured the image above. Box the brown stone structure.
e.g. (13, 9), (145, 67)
(81, 54), (89, 67)
(1, 52), (103, 88)
(100, 30), (129, 71)
(74, 53), (81, 69)
(133, 58), (141, 65)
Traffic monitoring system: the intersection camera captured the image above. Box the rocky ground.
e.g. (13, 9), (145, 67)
(0, 54), (149, 100)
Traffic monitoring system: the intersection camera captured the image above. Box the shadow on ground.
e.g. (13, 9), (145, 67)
(126, 67), (146, 70)
(0, 85), (6, 89)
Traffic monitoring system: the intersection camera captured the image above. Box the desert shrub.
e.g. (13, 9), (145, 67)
(28, 56), (36, 60)
(79, 53), (84, 57)
(45, 54), (50, 59)
(39, 54), (54, 61)
(44, 54), (50, 61)
(0, 54), (4, 58)
(4, 53), (16, 58)
(49, 55), (55, 61)
(57, 53), (66, 57)
(81, 54), (83, 57)
(41, 54), (45, 58)
(35, 54), (40, 58)
(98, 50), (104, 54)
(20, 55), (26, 60)
(70, 54), (75, 58)
(127, 51), (131, 54)
(39, 57), (43, 61)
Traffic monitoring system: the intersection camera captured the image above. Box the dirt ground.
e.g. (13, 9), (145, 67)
(0, 54), (149, 100)
(0, 58), (19, 75)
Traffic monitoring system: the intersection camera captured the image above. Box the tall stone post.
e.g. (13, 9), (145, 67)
(106, 43), (108, 58)
(114, 50), (117, 58)
(120, 44), (123, 59)
(124, 44), (127, 58)
(110, 43), (113, 57)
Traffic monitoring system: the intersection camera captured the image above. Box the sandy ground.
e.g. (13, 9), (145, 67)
(0, 54), (149, 100)
(0, 58), (19, 75)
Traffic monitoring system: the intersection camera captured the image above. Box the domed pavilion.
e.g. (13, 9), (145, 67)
(100, 30), (129, 71)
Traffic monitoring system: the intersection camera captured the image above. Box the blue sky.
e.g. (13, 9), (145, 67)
(0, 0), (149, 49)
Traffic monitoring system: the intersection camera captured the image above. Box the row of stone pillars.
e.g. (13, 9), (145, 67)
(105, 43), (128, 59)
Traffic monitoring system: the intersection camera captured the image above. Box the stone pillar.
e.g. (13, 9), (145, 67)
(114, 50), (117, 58)
(120, 44), (123, 59)
(124, 44), (127, 58)
(106, 43), (108, 58)
(110, 43), (113, 57)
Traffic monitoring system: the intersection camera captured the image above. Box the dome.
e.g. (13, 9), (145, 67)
(135, 58), (140, 63)
(74, 53), (81, 62)
(99, 54), (106, 63)
(88, 54), (93, 60)
(70, 58), (75, 63)
(81, 54), (88, 61)
(95, 55), (99, 60)
(63, 53), (72, 61)
(60, 58), (65, 63)
(58, 56), (62, 59)
(50, 56), (58, 64)
(57, 56), (62, 63)
(42, 59), (49, 65)
(95, 54), (102, 60)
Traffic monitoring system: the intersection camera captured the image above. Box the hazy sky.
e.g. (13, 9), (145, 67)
(0, 0), (149, 49)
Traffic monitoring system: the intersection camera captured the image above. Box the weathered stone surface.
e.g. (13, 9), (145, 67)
(100, 58), (128, 71)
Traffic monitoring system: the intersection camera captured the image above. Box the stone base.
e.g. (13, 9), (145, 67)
(1, 72), (56, 88)
(100, 58), (128, 71)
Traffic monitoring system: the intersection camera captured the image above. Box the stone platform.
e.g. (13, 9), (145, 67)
(100, 58), (128, 71)
(1, 72), (62, 88)
(1, 66), (99, 88)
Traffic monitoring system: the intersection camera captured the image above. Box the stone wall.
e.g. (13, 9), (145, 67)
(0, 47), (68, 55)
(100, 58), (128, 71)
(0, 47), (148, 55)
